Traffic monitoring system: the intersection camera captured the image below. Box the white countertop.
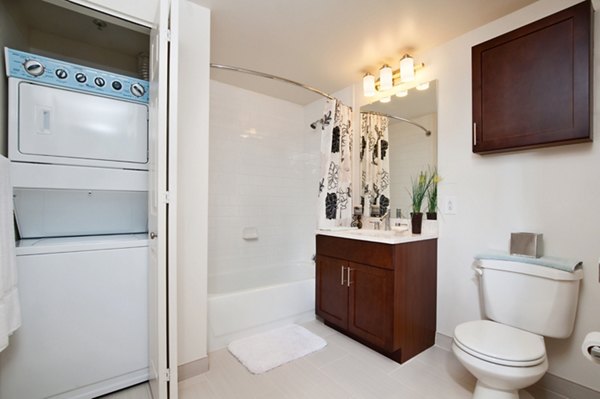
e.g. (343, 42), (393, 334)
(316, 228), (438, 245)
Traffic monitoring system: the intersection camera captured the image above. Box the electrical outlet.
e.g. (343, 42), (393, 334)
(443, 196), (458, 215)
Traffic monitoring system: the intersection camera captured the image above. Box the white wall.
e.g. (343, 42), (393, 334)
(176, 0), (210, 367)
(388, 113), (437, 216)
(354, 0), (600, 390)
(208, 80), (313, 279)
(0, 1), (28, 156)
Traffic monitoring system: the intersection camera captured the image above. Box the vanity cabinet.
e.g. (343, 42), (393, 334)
(472, 1), (592, 154)
(316, 235), (437, 363)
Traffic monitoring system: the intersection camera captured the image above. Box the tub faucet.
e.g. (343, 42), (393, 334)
(379, 209), (391, 231)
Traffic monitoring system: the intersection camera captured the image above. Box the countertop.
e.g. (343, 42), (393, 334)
(316, 228), (438, 245)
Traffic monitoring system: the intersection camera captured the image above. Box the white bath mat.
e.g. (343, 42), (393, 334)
(227, 324), (327, 374)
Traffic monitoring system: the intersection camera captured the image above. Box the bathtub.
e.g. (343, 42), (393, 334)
(208, 262), (316, 351)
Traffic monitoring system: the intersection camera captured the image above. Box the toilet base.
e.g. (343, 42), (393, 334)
(473, 381), (518, 399)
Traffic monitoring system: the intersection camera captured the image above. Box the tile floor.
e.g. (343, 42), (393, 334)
(101, 319), (551, 399)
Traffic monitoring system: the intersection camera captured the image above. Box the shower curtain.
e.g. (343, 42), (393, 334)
(360, 113), (390, 217)
(317, 99), (353, 229)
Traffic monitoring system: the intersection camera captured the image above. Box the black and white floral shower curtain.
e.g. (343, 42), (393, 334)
(317, 99), (353, 229)
(360, 113), (390, 217)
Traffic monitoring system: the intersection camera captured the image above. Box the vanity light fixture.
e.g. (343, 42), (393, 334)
(363, 73), (375, 97)
(363, 53), (425, 99)
(400, 54), (415, 82)
(379, 64), (393, 91)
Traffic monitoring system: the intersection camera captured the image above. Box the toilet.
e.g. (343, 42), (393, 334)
(452, 259), (583, 399)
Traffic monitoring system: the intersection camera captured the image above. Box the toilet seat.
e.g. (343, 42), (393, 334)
(454, 320), (546, 367)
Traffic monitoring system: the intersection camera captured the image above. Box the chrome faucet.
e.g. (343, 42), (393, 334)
(379, 209), (391, 231)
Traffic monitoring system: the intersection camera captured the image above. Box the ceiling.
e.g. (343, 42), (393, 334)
(194, 0), (537, 105)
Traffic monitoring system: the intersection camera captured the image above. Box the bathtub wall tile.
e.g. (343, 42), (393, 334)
(209, 80), (317, 277)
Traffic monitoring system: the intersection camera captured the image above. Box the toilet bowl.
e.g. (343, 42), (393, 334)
(452, 259), (583, 399)
(452, 320), (548, 399)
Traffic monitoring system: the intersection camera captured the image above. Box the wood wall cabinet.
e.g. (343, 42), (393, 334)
(472, 1), (592, 154)
(315, 235), (437, 363)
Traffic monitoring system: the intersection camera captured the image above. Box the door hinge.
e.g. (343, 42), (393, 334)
(166, 29), (172, 42)
(163, 191), (172, 204)
(165, 368), (171, 381)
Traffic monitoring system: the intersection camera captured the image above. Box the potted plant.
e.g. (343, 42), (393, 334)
(408, 170), (431, 234)
(426, 168), (440, 220)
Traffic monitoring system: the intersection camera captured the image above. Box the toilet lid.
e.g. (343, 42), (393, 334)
(454, 320), (546, 367)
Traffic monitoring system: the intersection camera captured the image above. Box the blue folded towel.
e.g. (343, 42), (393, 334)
(475, 250), (582, 273)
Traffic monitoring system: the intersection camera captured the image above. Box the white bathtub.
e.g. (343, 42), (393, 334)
(208, 263), (316, 351)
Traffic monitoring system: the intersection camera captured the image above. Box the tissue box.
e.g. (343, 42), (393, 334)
(510, 232), (542, 258)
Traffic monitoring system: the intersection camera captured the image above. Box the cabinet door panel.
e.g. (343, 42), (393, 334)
(316, 256), (348, 330)
(472, 1), (591, 153)
(348, 262), (393, 349)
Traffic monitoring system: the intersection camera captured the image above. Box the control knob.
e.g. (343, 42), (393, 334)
(55, 69), (68, 79)
(130, 83), (146, 97)
(94, 77), (106, 87)
(75, 73), (87, 83)
(23, 60), (45, 77)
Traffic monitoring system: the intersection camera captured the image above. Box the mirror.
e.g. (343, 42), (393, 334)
(359, 81), (437, 218)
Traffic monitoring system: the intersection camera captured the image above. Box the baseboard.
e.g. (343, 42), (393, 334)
(435, 331), (453, 351)
(531, 373), (600, 399)
(435, 331), (600, 399)
(178, 356), (209, 382)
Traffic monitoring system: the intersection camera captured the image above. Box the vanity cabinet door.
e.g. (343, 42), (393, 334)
(347, 262), (394, 349)
(316, 255), (349, 330)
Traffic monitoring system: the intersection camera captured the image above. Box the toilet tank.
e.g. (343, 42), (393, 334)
(476, 259), (583, 338)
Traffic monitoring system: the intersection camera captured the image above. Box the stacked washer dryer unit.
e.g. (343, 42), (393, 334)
(0, 48), (150, 399)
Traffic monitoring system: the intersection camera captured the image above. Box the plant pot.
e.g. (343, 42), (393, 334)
(411, 212), (423, 234)
(426, 212), (437, 220)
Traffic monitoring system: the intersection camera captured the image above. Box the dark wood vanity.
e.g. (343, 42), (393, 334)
(315, 234), (437, 363)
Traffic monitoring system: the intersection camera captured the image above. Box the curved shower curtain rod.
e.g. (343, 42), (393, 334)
(361, 111), (432, 136)
(309, 111), (431, 136)
(210, 63), (335, 100)
(210, 63), (429, 136)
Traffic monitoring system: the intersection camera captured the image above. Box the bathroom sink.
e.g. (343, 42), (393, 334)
(348, 228), (407, 238)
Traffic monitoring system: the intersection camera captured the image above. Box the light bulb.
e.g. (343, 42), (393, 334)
(400, 54), (415, 83)
(380, 96), (391, 103)
(363, 73), (375, 97)
(416, 81), (430, 91)
(395, 89), (408, 97)
(379, 64), (393, 91)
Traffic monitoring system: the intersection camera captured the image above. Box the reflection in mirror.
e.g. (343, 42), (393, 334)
(360, 81), (437, 219)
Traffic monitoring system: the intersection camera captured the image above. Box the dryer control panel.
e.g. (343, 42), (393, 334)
(4, 48), (149, 104)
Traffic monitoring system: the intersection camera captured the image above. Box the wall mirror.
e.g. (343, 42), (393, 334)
(360, 80), (437, 218)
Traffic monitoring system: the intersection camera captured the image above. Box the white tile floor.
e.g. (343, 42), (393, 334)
(179, 318), (475, 399)
(101, 319), (548, 399)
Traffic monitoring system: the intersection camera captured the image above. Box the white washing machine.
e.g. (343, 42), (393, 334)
(0, 235), (149, 399)
(1, 48), (151, 398)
